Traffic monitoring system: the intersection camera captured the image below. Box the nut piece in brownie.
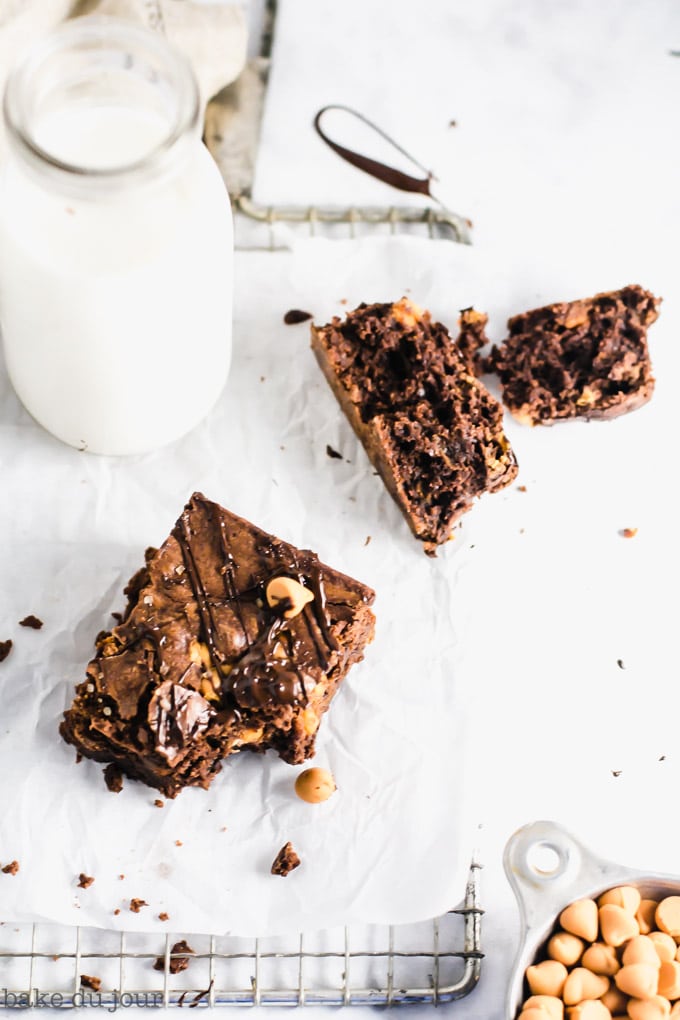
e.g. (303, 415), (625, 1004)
(487, 284), (661, 425)
(311, 298), (518, 554)
(60, 494), (375, 798)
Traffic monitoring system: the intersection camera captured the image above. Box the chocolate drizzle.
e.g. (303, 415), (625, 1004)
(174, 509), (227, 670)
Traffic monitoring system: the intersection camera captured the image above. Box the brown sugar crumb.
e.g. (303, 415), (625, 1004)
(271, 841), (301, 877)
(1, 861), (19, 876)
(104, 763), (124, 793)
(80, 975), (102, 992)
(284, 309), (313, 325)
(154, 799), (164, 808)
(153, 940), (194, 974)
(326, 444), (343, 460)
(158, 912), (169, 922)
(19, 614), (43, 630)
(620, 527), (638, 538)
(0, 639), (12, 663)
(129, 898), (148, 913)
(77, 873), (94, 889)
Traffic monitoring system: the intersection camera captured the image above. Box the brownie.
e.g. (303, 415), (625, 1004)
(271, 841), (301, 876)
(154, 940), (194, 974)
(60, 494), (376, 798)
(311, 299), (518, 554)
(487, 285), (660, 425)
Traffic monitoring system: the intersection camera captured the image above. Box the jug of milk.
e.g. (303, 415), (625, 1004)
(0, 17), (233, 455)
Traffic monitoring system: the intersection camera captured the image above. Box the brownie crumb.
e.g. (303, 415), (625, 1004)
(326, 444), (343, 460)
(158, 912), (169, 922)
(617, 659), (625, 670)
(284, 309), (313, 325)
(517, 485), (527, 493)
(611, 770), (622, 778)
(113, 909), (121, 916)
(104, 764), (124, 793)
(19, 614), (43, 630)
(154, 799), (164, 808)
(364, 536), (372, 546)
(1, 861), (19, 876)
(174, 840), (183, 847)
(129, 898), (148, 913)
(153, 939), (194, 974)
(271, 841), (301, 877)
(78, 873), (94, 889)
(80, 975), (102, 992)
(620, 527), (638, 538)
(118, 874), (125, 880)
(659, 755), (667, 762)
(0, 639), (12, 663)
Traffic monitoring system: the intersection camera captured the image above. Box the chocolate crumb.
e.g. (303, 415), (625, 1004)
(364, 536), (372, 546)
(154, 799), (164, 808)
(153, 939), (194, 974)
(611, 770), (622, 778)
(449, 119), (458, 127)
(78, 873), (94, 889)
(659, 755), (667, 762)
(113, 909), (120, 916)
(80, 975), (101, 992)
(326, 444), (343, 460)
(620, 527), (638, 538)
(129, 898), (147, 913)
(283, 309), (313, 325)
(0, 639), (12, 663)
(1, 861), (19, 876)
(617, 659), (625, 670)
(158, 912), (169, 922)
(271, 841), (301, 877)
(104, 764), (123, 793)
(19, 615), (43, 630)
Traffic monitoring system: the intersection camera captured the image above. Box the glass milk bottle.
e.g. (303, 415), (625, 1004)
(0, 18), (233, 455)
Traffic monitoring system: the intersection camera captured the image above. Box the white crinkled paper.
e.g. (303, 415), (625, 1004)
(1, 235), (678, 938)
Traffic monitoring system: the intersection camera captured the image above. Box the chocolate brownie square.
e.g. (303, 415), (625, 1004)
(311, 298), (518, 554)
(60, 494), (375, 797)
(487, 285), (660, 425)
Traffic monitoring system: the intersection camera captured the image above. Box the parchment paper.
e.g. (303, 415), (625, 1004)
(1, 235), (678, 937)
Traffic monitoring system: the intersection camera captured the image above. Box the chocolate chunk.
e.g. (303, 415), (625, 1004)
(284, 309), (313, 325)
(271, 841), (301, 876)
(487, 285), (660, 425)
(77, 873), (94, 889)
(80, 975), (101, 992)
(0, 639), (12, 663)
(60, 494), (375, 798)
(19, 615), (43, 630)
(153, 939), (194, 974)
(311, 299), (517, 551)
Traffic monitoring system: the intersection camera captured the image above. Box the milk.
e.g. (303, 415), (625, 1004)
(0, 104), (233, 455)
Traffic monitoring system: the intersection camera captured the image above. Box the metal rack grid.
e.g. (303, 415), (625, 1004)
(0, 863), (482, 1008)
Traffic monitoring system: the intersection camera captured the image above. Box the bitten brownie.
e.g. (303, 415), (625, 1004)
(311, 299), (518, 554)
(487, 285), (661, 425)
(60, 494), (375, 798)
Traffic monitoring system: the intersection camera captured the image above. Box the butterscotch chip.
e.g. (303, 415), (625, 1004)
(582, 943), (620, 976)
(523, 995), (564, 1019)
(601, 987), (629, 1014)
(599, 904), (640, 946)
(658, 960), (680, 999)
(294, 767), (336, 804)
(627, 997), (671, 1020)
(638, 901), (660, 935)
(548, 933), (585, 966)
(563, 968), (609, 1004)
(623, 936), (663, 968)
(265, 577), (314, 620)
(526, 960), (568, 997)
(657, 899), (680, 938)
(560, 900), (600, 943)
(650, 932), (678, 963)
(520, 1010), (553, 1020)
(566, 1001), (611, 1020)
(615, 963), (659, 998)
(598, 886), (642, 915)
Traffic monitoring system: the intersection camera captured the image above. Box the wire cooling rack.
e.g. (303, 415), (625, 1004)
(0, 863), (481, 1008)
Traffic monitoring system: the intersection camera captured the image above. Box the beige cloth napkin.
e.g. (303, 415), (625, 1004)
(0, 0), (247, 155)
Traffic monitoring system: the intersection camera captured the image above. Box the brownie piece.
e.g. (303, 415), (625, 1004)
(271, 841), (301, 876)
(60, 494), (375, 798)
(311, 298), (518, 554)
(487, 285), (660, 425)
(154, 940), (194, 974)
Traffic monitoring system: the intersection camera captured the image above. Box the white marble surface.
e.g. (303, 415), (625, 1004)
(2, 0), (680, 1016)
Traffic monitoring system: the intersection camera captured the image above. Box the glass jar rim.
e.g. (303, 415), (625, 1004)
(2, 16), (201, 187)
